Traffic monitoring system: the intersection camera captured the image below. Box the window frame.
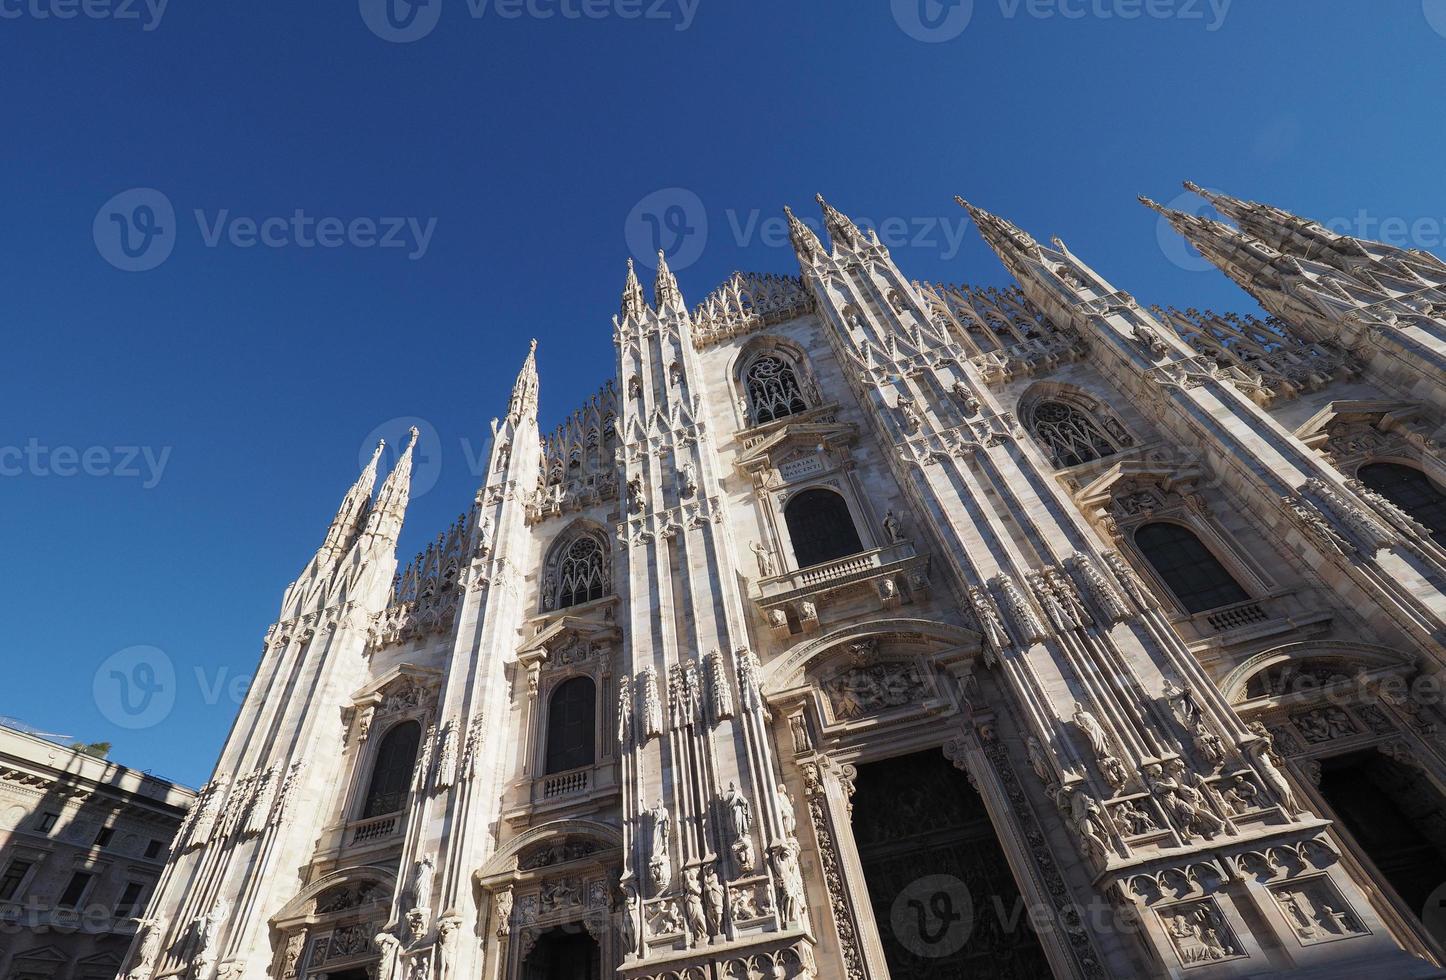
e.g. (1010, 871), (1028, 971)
(1358, 461), (1446, 544)
(542, 675), (599, 776)
(1131, 519), (1253, 616)
(541, 525), (613, 615)
(358, 719), (423, 820)
(0, 858), (35, 902)
(780, 484), (870, 571)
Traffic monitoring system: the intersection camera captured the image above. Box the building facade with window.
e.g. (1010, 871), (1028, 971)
(131, 187), (1446, 980)
(0, 721), (194, 980)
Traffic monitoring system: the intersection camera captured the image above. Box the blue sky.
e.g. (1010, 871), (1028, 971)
(3, 1), (1443, 788)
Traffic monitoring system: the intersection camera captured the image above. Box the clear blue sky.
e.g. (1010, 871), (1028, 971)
(3, 1), (1443, 788)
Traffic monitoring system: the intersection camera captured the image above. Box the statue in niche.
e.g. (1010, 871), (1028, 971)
(702, 865), (725, 936)
(128, 917), (167, 980)
(722, 781), (752, 840)
(1072, 702), (1111, 758)
(618, 882), (640, 955)
(683, 869), (709, 944)
(648, 799), (672, 892)
(882, 510), (904, 544)
(751, 541), (776, 577)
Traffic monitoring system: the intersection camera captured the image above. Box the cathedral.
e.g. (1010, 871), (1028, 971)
(125, 184), (1446, 980)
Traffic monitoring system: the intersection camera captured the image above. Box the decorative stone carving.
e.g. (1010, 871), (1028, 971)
(1247, 723), (1305, 815)
(648, 799), (672, 894)
(1159, 900), (1243, 965)
(993, 574), (1048, 644)
(822, 660), (928, 720)
(682, 868), (709, 944)
(706, 650), (734, 722)
(1271, 879), (1366, 944)
(1145, 762), (1224, 841)
(127, 916), (166, 980)
(639, 667), (663, 739)
(1069, 553), (1132, 624)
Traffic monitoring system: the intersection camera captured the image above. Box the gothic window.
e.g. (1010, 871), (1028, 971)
(361, 720), (421, 819)
(1134, 522), (1250, 615)
(1027, 399), (1124, 468)
(743, 353), (809, 426)
(544, 677), (597, 774)
(784, 488), (865, 568)
(545, 530), (610, 612)
(1359, 462), (1446, 543)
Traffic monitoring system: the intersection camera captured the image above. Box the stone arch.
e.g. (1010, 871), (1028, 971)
(729, 335), (821, 428)
(1221, 641), (1411, 705)
(270, 866), (398, 927)
(476, 819), (625, 882)
(1017, 381), (1133, 469)
(541, 518), (612, 613)
(760, 617), (981, 696)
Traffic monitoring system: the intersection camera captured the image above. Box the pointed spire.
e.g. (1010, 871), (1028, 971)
(508, 339), (540, 423)
(654, 250), (683, 312)
(320, 440), (383, 557)
(620, 258), (647, 321)
(784, 205), (824, 261)
(366, 426), (418, 543)
(957, 196), (1040, 259)
(816, 193), (862, 249)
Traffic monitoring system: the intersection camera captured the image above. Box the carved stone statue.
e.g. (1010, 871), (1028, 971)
(493, 888), (514, 939)
(409, 856), (435, 912)
(128, 916), (167, 980)
(1247, 726), (1304, 815)
(702, 864), (725, 937)
(770, 841), (806, 924)
(191, 898), (229, 979)
(375, 931), (403, 980)
(1073, 702), (1111, 758)
(882, 510), (904, 544)
(648, 799), (672, 892)
(751, 541), (776, 577)
(722, 781), (752, 839)
(776, 783), (798, 839)
(618, 882), (640, 955)
(682, 868), (709, 944)
(436, 917), (461, 980)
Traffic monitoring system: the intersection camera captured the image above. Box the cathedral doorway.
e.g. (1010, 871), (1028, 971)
(850, 750), (1052, 979)
(522, 927), (601, 980)
(1316, 750), (1446, 926)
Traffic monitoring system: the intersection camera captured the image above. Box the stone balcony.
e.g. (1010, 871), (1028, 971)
(1176, 590), (1333, 661)
(751, 541), (931, 637)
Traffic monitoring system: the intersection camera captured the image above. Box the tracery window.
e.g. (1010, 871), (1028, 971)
(544, 677), (597, 774)
(1028, 399), (1124, 468)
(546, 529), (610, 611)
(743, 353), (809, 426)
(361, 720), (421, 818)
(1359, 462), (1446, 544)
(1134, 522), (1249, 615)
(784, 488), (864, 568)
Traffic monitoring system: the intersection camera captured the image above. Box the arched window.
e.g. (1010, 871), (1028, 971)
(1027, 400), (1124, 468)
(362, 720), (421, 818)
(545, 677), (597, 774)
(743, 353), (809, 426)
(545, 529), (610, 612)
(1359, 462), (1446, 543)
(1134, 522), (1249, 615)
(784, 488), (864, 568)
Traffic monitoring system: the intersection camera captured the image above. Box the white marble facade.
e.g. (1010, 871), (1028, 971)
(129, 187), (1446, 979)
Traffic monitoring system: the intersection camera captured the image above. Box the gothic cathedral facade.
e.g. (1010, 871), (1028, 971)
(127, 186), (1446, 979)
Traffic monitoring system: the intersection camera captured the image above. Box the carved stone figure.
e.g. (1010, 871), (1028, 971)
(702, 864), (725, 937)
(882, 509), (904, 543)
(436, 917), (461, 980)
(493, 888), (514, 939)
(683, 868), (709, 943)
(191, 898), (229, 978)
(722, 781), (752, 839)
(618, 882), (641, 955)
(776, 783), (798, 839)
(770, 841), (806, 924)
(648, 799), (672, 892)
(1073, 702), (1111, 759)
(128, 916), (167, 980)
(1247, 725), (1304, 815)
(751, 541), (776, 577)
(409, 856), (435, 912)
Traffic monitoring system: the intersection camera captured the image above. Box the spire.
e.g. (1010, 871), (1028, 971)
(620, 258), (647, 321)
(365, 425), (418, 543)
(816, 193), (863, 250)
(653, 250), (684, 313)
(319, 440), (383, 558)
(784, 205), (824, 261)
(1180, 181), (1323, 251)
(507, 339), (540, 423)
(956, 195), (1040, 261)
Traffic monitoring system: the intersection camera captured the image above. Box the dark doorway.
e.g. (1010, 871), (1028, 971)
(322, 970), (370, 980)
(851, 750), (1052, 979)
(1318, 750), (1446, 921)
(523, 927), (601, 980)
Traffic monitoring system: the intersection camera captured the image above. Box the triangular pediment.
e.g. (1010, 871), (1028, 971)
(1293, 399), (1420, 446)
(349, 663), (442, 707)
(1074, 457), (1206, 511)
(737, 418), (857, 474)
(519, 617), (621, 659)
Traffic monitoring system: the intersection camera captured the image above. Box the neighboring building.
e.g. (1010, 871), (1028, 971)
(129, 186), (1446, 980)
(0, 721), (194, 980)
